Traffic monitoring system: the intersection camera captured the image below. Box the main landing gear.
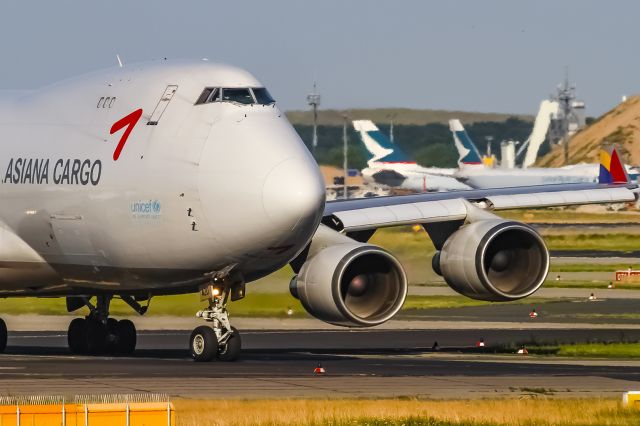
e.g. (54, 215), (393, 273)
(190, 279), (242, 362)
(66, 295), (139, 355)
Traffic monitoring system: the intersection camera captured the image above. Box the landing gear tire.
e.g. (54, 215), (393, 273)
(217, 326), (241, 362)
(86, 319), (108, 355)
(68, 318), (87, 354)
(0, 318), (7, 353)
(190, 326), (218, 362)
(106, 318), (119, 352)
(115, 319), (137, 354)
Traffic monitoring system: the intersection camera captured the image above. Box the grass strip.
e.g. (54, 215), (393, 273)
(543, 233), (640, 251)
(0, 294), (554, 317)
(499, 209), (640, 224)
(543, 280), (629, 289)
(174, 398), (640, 426)
(494, 342), (640, 358)
(549, 264), (640, 273)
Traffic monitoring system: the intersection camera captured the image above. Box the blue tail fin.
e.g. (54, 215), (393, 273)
(449, 119), (483, 165)
(352, 120), (415, 164)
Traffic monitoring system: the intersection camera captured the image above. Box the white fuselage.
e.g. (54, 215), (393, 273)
(0, 61), (325, 296)
(362, 160), (603, 191)
(455, 164), (599, 188)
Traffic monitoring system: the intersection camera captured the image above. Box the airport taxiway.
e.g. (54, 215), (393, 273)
(1, 329), (640, 399)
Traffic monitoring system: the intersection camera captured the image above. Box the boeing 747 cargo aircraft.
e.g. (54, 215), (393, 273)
(0, 60), (634, 362)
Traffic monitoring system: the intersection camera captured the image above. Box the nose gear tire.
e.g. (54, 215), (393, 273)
(190, 326), (218, 362)
(217, 326), (241, 362)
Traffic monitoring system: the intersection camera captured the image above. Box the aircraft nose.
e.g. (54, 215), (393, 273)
(262, 157), (325, 230)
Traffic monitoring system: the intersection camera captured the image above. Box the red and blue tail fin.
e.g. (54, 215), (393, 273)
(599, 145), (629, 184)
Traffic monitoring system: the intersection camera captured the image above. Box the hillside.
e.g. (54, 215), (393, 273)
(537, 96), (640, 167)
(286, 108), (532, 126)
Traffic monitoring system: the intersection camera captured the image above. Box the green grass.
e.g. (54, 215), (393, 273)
(543, 279), (640, 290)
(557, 342), (640, 357)
(0, 293), (308, 318)
(369, 226), (436, 260)
(0, 294), (556, 317)
(553, 313), (640, 321)
(549, 264), (639, 272)
(521, 342), (640, 358)
(500, 209), (640, 224)
(544, 233), (640, 251)
(402, 296), (552, 310)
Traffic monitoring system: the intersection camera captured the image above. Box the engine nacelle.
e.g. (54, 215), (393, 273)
(290, 243), (407, 327)
(437, 219), (549, 301)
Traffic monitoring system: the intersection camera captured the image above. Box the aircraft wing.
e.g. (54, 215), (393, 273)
(324, 182), (637, 232)
(325, 145), (635, 232)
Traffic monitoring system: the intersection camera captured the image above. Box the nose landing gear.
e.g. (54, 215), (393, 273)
(190, 280), (242, 362)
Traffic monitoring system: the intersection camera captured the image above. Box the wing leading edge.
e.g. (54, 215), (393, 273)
(324, 183), (636, 232)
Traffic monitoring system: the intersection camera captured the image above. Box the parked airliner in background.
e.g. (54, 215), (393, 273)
(449, 119), (632, 188)
(0, 60), (635, 362)
(353, 120), (472, 192)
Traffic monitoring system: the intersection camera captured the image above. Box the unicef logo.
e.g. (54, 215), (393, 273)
(131, 199), (162, 218)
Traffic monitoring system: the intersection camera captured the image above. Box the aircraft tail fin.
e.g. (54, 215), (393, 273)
(352, 120), (414, 163)
(599, 145), (629, 184)
(449, 119), (483, 166)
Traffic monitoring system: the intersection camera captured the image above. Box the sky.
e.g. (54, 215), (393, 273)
(0, 1), (638, 116)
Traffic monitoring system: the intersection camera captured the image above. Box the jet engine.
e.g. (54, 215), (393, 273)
(290, 241), (407, 327)
(434, 219), (549, 302)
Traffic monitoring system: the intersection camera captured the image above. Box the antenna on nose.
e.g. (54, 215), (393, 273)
(116, 54), (124, 68)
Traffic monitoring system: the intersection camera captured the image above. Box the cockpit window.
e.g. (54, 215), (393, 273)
(195, 88), (220, 105)
(221, 88), (254, 105)
(209, 88), (220, 102)
(252, 88), (275, 105)
(195, 87), (274, 106)
(195, 88), (213, 105)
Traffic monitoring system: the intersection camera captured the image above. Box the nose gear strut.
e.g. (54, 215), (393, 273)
(190, 270), (242, 362)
